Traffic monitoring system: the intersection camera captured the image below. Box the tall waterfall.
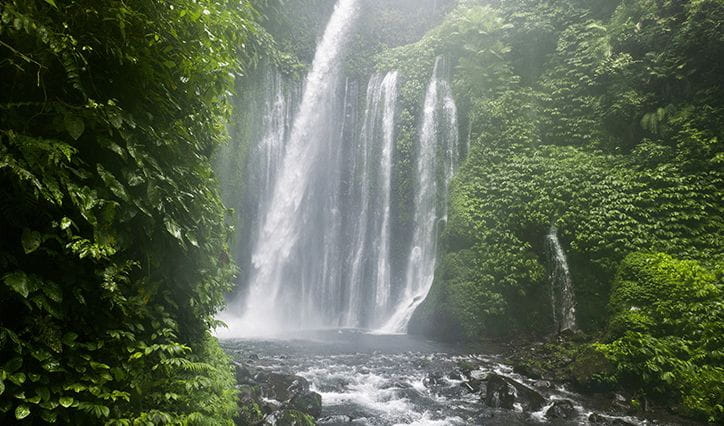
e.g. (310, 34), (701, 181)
(545, 226), (577, 333)
(380, 57), (460, 333)
(217, 3), (463, 336)
(222, 0), (360, 335)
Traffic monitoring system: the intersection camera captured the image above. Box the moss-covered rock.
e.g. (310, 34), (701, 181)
(237, 401), (265, 426)
(267, 409), (316, 426)
(569, 345), (615, 391)
(597, 253), (724, 422)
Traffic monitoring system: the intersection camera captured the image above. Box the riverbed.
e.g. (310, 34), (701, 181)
(220, 329), (652, 425)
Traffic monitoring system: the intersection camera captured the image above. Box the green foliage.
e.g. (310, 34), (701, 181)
(0, 0), (259, 423)
(596, 253), (723, 422)
(403, 0), (722, 343)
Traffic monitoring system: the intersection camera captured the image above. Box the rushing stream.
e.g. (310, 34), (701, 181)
(221, 331), (649, 426)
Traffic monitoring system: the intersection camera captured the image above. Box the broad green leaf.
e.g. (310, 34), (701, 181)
(97, 165), (128, 200)
(21, 229), (41, 254)
(59, 396), (73, 408)
(44, 0), (57, 8)
(4, 358), (22, 373)
(37, 387), (50, 402)
(43, 282), (63, 303)
(9, 372), (25, 385)
(0, 378), (4, 395)
(186, 232), (199, 247)
(62, 332), (78, 346)
(164, 219), (183, 241)
(15, 404), (30, 420)
(64, 115), (85, 140)
(60, 217), (72, 230)
(4, 272), (29, 298)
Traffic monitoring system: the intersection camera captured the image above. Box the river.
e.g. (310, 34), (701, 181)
(221, 330), (649, 425)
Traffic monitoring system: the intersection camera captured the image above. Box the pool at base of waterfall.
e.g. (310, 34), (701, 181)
(220, 330), (651, 426)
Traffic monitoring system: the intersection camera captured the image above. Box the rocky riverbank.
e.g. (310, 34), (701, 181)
(220, 331), (695, 425)
(502, 333), (705, 426)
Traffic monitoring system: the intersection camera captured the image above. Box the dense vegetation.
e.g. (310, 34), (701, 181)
(597, 253), (722, 420)
(373, 0), (723, 421)
(0, 0), (265, 423)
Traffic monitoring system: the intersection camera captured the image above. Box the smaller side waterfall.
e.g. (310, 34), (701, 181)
(380, 57), (461, 333)
(343, 71), (399, 327)
(545, 226), (577, 333)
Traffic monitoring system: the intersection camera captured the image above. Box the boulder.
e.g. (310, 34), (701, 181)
(457, 359), (477, 378)
(237, 401), (265, 426)
(264, 409), (315, 426)
(261, 399), (283, 415)
(448, 370), (463, 381)
(484, 373), (546, 412)
(235, 362), (255, 385)
(588, 413), (636, 425)
(512, 361), (544, 380)
(288, 391), (322, 419)
(422, 371), (444, 388)
(256, 372), (310, 402)
(570, 346), (615, 390)
(545, 399), (576, 419)
(238, 384), (262, 404)
(318, 415), (353, 425)
(533, 380), (552, 389)
(316, 377), (349, 393)
(461, 378), (483, 393)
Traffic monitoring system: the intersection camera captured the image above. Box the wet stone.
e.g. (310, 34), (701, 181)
(461, 378), (483, 393)
(422, 371), (444, 388)
(588, 413), (637, 425)
(545, 399), (576, 419)
(263, 409), (315, 426)
(256, 372), (310, 402)
(234, 362), (255, 385)
(484, 373), (546, 412)
(261, 399), (282, 415)
(448, 370), (463, 380)
(317, 415), (354, 425)
(317, 377), (349, 393)
(533, 380), (552, 389)
(288, 391), (322, 419)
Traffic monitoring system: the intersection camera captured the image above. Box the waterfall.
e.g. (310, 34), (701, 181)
(545, 226), (577, 333)
(251, 71), (296, 249)
(372, 72), (399, 319)
(221, 0), (360, 335)
(380, 57), (460, 333)
(217, 4), (462, 337)
(343, 72), (399, 327)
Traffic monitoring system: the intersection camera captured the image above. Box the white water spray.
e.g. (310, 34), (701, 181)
(380, 57), (460, 333)
(222, 0), (360, 335)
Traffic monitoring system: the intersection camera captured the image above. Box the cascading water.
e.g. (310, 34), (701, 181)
(343, 72), (399, 327)
(221, 0), (360, 335)
(217, 1), (462, 336)
(248, 71), (296, 249)
(545, 226), (577, 333)
(219, 0), (413, 335)
(380, 57), (460, 333)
